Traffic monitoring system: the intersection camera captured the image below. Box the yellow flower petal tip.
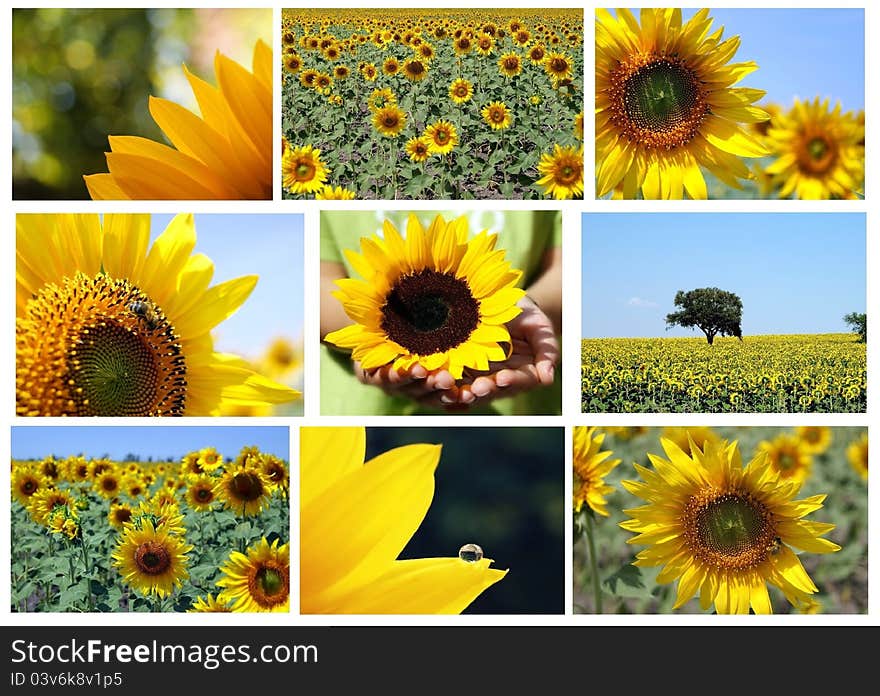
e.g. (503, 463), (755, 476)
(300, 426), (507, 614)
(84, 40), (272, 200)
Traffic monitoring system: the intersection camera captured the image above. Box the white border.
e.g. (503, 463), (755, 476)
(2, 0), (875, 630)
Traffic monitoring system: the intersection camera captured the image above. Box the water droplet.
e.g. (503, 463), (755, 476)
(458, 543), (483, 562)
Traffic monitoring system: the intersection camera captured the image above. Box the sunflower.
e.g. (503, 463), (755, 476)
(84, 40), (272, 200)
(574, 111), (584, 140)
(660, 426), (721, 457)
(402, 58), (429, 82)
(757, 433), (812, 484)
(16, 213), (299, 416)
(405, 136), (431, 163)
(281, 144), (330, 194)
(216, 537), (290, 612)
(481, 101), (512, 130)
(27, 487), (77, 526)
(383, 57), (400, 75)
(94, 470), (123, 500)
(453, 35), (473, 55)
(527, 43), (546, 64)
(536, 144), (584, 199)
(847, 433), (868, 481)
(497, 52), (523, 78)
(185, 474), (218, 512)
(11, 465), (43, 508)
(360, 62), (378, 81)
(423, 120), (458, 155)
(112, 519), (192, 599)
(283, 53), (302, 73)
(108, 502), (134, 529)
(763, 98), (864, 199)
(300, 68), (318, 88)
(260, 455), (290, 497)
(372, 105), (408, 138)
(621, 437), (840, 614)
(794, 426), (832, 456)
(214, 465), (273, 516)
(323, 214), (524, 380)
(573, 427), (620, 516)
(197, 447), (224, 473)
(316, 185), (357, 200)
(187, 593), (232, 613)
(475, 33), (494, 56)
(315, 72), (333, 92)
(596, 8), (769, 199)
(448, 78), (473, 104)
(543, 51), (572, 84)
(301, 426), (507, 613)
(333, 65), (350, 81)
(368, 87), (397, 112)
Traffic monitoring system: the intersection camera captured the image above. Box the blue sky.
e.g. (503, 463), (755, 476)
(149, 214), (303, 362)
(613, 8), (864, 111)
(582, 213), (865, 338)
(689, 8), (864, 110)
(11, 426), (289, 461)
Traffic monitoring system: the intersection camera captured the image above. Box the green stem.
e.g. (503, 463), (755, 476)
(584, 513), (603, 614)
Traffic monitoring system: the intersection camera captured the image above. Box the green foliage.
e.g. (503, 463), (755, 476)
(12, 8), (185, 199)
(665, 287), (743, 345)
(281, 14), (583, 200)
(843, 311), (866, 342)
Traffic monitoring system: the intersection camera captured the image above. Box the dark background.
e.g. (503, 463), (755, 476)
(366, 427), (564, 615)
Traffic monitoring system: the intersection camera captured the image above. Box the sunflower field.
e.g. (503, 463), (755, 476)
(573, 426), (868, 614)
(281, 8), (584, 200)
(581, 334), (866, 413)
(10, 446), (290, 613)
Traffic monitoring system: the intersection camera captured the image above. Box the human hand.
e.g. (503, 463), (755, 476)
(414, 295), (559, 410)
(354, 361), (458, 402)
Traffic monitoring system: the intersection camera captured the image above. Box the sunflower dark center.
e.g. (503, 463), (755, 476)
(437, 130), (448, 142)
(232, 472), (263, 501)
(550, 58), (568, 72)
(778, 453), (796, 470)
(135, 542), (172, 575)
(808, 138), (828, 160)
(196, 488), (212, 502)
(23, 481), (36, 493)
(625, 60), (700, 132)
(116, 509), (132, 524)
(381, 270), (480, 354)
(256, 567), (284, 597)
(696, 494), (765, 558)
(102, 478), (118, 492)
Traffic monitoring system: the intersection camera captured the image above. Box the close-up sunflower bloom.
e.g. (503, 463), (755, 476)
(620, 437), (841, 614)
(405, 136), (431, 163)
(300, 427), (507, 614)
(595, 8), (769, 199)
(762, 97), (865, 199)
(323, 214), (525, 380)
(16, 213), (300, 416)
(84, 40), (272, 200)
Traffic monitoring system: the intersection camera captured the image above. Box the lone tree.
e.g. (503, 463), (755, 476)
(843, 312), (866, 342)
(665, 287), (743, 345)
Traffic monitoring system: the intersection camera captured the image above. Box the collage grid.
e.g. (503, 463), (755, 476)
(2, 0), (875, 628)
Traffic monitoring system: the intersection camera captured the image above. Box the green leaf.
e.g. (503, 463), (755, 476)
(602, 563), (656, 600)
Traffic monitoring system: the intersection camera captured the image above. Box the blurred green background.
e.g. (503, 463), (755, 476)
(12, 8), (271, 199)
(367, 427), (564, 615)
(573, 426), (868, 614)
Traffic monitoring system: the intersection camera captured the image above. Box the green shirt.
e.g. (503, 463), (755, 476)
(320, 209), (562, 415)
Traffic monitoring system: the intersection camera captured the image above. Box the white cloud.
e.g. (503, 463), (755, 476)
(627, 297), (659, 308)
